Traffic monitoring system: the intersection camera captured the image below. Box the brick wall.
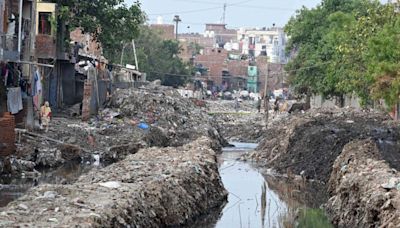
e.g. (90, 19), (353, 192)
(35, 34), (56, 59)
(70, 28), (102, 57)
(0, 112), (15, 157)
(195, 48), (228, 85)
(150, 24), (175, 40)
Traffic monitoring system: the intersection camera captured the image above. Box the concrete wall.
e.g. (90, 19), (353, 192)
(311, 95), (362, 110)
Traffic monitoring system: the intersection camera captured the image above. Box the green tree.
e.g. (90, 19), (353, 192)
(53, 0), (144, 63)
(365, 13), (400, 108)
(285, 0), (398, 107)
(125, 26), (192, 87)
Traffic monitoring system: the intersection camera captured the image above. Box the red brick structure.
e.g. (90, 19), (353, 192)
(150, 24), (175, 40)
(70, 28), (102, 57)
(195, 48), (228, 85)
(81, 80), (92, 121)
(0, 112), (16, 157)
(179, 34), (214, 62)
(35, 34), (57, 59)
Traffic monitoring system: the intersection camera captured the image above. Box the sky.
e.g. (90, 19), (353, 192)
(126, 0), (323, 33)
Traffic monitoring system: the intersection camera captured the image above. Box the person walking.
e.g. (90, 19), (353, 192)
(40, 101), (52, 132)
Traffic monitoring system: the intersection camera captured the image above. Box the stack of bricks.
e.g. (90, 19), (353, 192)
(0, 112), (16, 157)
(82, 80), (92, 121)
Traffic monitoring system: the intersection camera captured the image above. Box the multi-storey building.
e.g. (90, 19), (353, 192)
(237, 27), (288, 64)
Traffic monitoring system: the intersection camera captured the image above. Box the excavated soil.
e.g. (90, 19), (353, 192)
(248, 110), (400, 183)
(0, 138), (228, 227)
(326, 139), (400, 227)
(207, 100), (265, 143)
(2, 86), (228, 175)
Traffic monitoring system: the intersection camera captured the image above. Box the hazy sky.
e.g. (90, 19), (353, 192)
(126, 0), (323, 33)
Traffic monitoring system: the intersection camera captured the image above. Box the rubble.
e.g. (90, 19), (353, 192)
(0, 137), (228, 227)
(246, 109), (399, 182)
(111, 87), (228, 149)
(207, 100), (265, 142)
(4, 86), (228, 176)
(326, 139), (400, 227)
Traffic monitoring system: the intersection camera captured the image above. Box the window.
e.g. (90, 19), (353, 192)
(38, 12), (52, 35)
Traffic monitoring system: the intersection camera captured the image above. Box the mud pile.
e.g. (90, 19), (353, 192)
(326, 139), (400, 227)
(207, 100), (265, 142)
(111, 88), (227, 149)
(247, 110), (398, 182)
(0, 138), (228, 227)
(5, 87), (228, 175)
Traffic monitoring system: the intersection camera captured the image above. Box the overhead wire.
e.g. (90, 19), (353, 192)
(147, 61), (331, 79)
(146, 0), (256, 16)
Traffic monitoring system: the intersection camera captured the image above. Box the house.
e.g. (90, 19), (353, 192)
(204, 23), (237, 48)
(236, 26), (288, 64)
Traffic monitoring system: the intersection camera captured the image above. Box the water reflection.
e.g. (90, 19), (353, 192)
(0, 162), (100, 207)
(210, 142), (332, 228)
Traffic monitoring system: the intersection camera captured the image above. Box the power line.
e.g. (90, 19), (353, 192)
(147, 0), (256, 16)
(147, 61), (331, 78)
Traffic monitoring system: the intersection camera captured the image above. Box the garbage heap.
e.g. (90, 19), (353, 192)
(246, 110), (398, 182)
(326, 139), (400, 227)
(0, 137), (228, 227)
(111, 87), (228, 150)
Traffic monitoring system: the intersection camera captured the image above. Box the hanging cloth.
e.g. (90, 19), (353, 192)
(7, 87), (23, 114)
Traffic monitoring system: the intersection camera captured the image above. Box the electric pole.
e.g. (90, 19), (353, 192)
(222, 3), (227, 24)
(264, 59), (269, 127)
(173, 15), (181, 40)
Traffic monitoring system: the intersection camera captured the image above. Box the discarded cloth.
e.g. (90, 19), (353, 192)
(7, 87), (23, 114)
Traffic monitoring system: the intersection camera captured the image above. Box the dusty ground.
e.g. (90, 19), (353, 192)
(246, 109), (400, 183)
(0, 137), (228, 227)
(2, 86), (228, 175)
(326, 139), (400, 227)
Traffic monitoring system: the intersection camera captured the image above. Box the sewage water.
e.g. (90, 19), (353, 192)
(208, 142), (333, 228)
(0, 162), (100, 207)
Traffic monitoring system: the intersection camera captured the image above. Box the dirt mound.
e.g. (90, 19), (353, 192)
(7, 87), (228, 175)
(207, 100), (265, 143)
(0, 138), (228, 227)
(112, 88), (228, 149)
(326, 139), (400, 227)
(248, 110), (399, 182)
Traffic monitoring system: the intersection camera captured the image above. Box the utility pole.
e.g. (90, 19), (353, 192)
(132, 39), (139, 71)
(264, 59), (269, 126)
(173, 15), (181, 40)
(17, 0), (23, 57)
(222, 3), (227, 24)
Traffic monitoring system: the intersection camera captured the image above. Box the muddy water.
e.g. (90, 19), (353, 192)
(210, 142), (333, 228)
(0, 162), (101, 207)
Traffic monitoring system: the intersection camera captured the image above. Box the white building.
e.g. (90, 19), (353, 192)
(235, 27), (288, 63)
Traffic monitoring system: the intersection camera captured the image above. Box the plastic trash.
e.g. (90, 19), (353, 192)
(138, 122), (149, 130)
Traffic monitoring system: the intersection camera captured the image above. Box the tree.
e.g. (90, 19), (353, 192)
(365, 12), (400, 108)
(285, 0), (398, 107)
(125, 26), (192, 87)
(53, 0), (144, 63)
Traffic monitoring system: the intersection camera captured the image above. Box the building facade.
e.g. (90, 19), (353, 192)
(236, 27), (288, 64)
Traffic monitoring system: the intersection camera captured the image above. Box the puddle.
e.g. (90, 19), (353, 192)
(203, 142), (333, 228)
(0, 162), (101, 207)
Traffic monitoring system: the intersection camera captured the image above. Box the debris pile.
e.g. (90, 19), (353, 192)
(207, 100), (265, 142)
(5, 86), (228, 175)
(111, 87), (227, 149)
(0, 137), (228, 227)
(246, 110), (399, 182)
(326, 139), (400, 227)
